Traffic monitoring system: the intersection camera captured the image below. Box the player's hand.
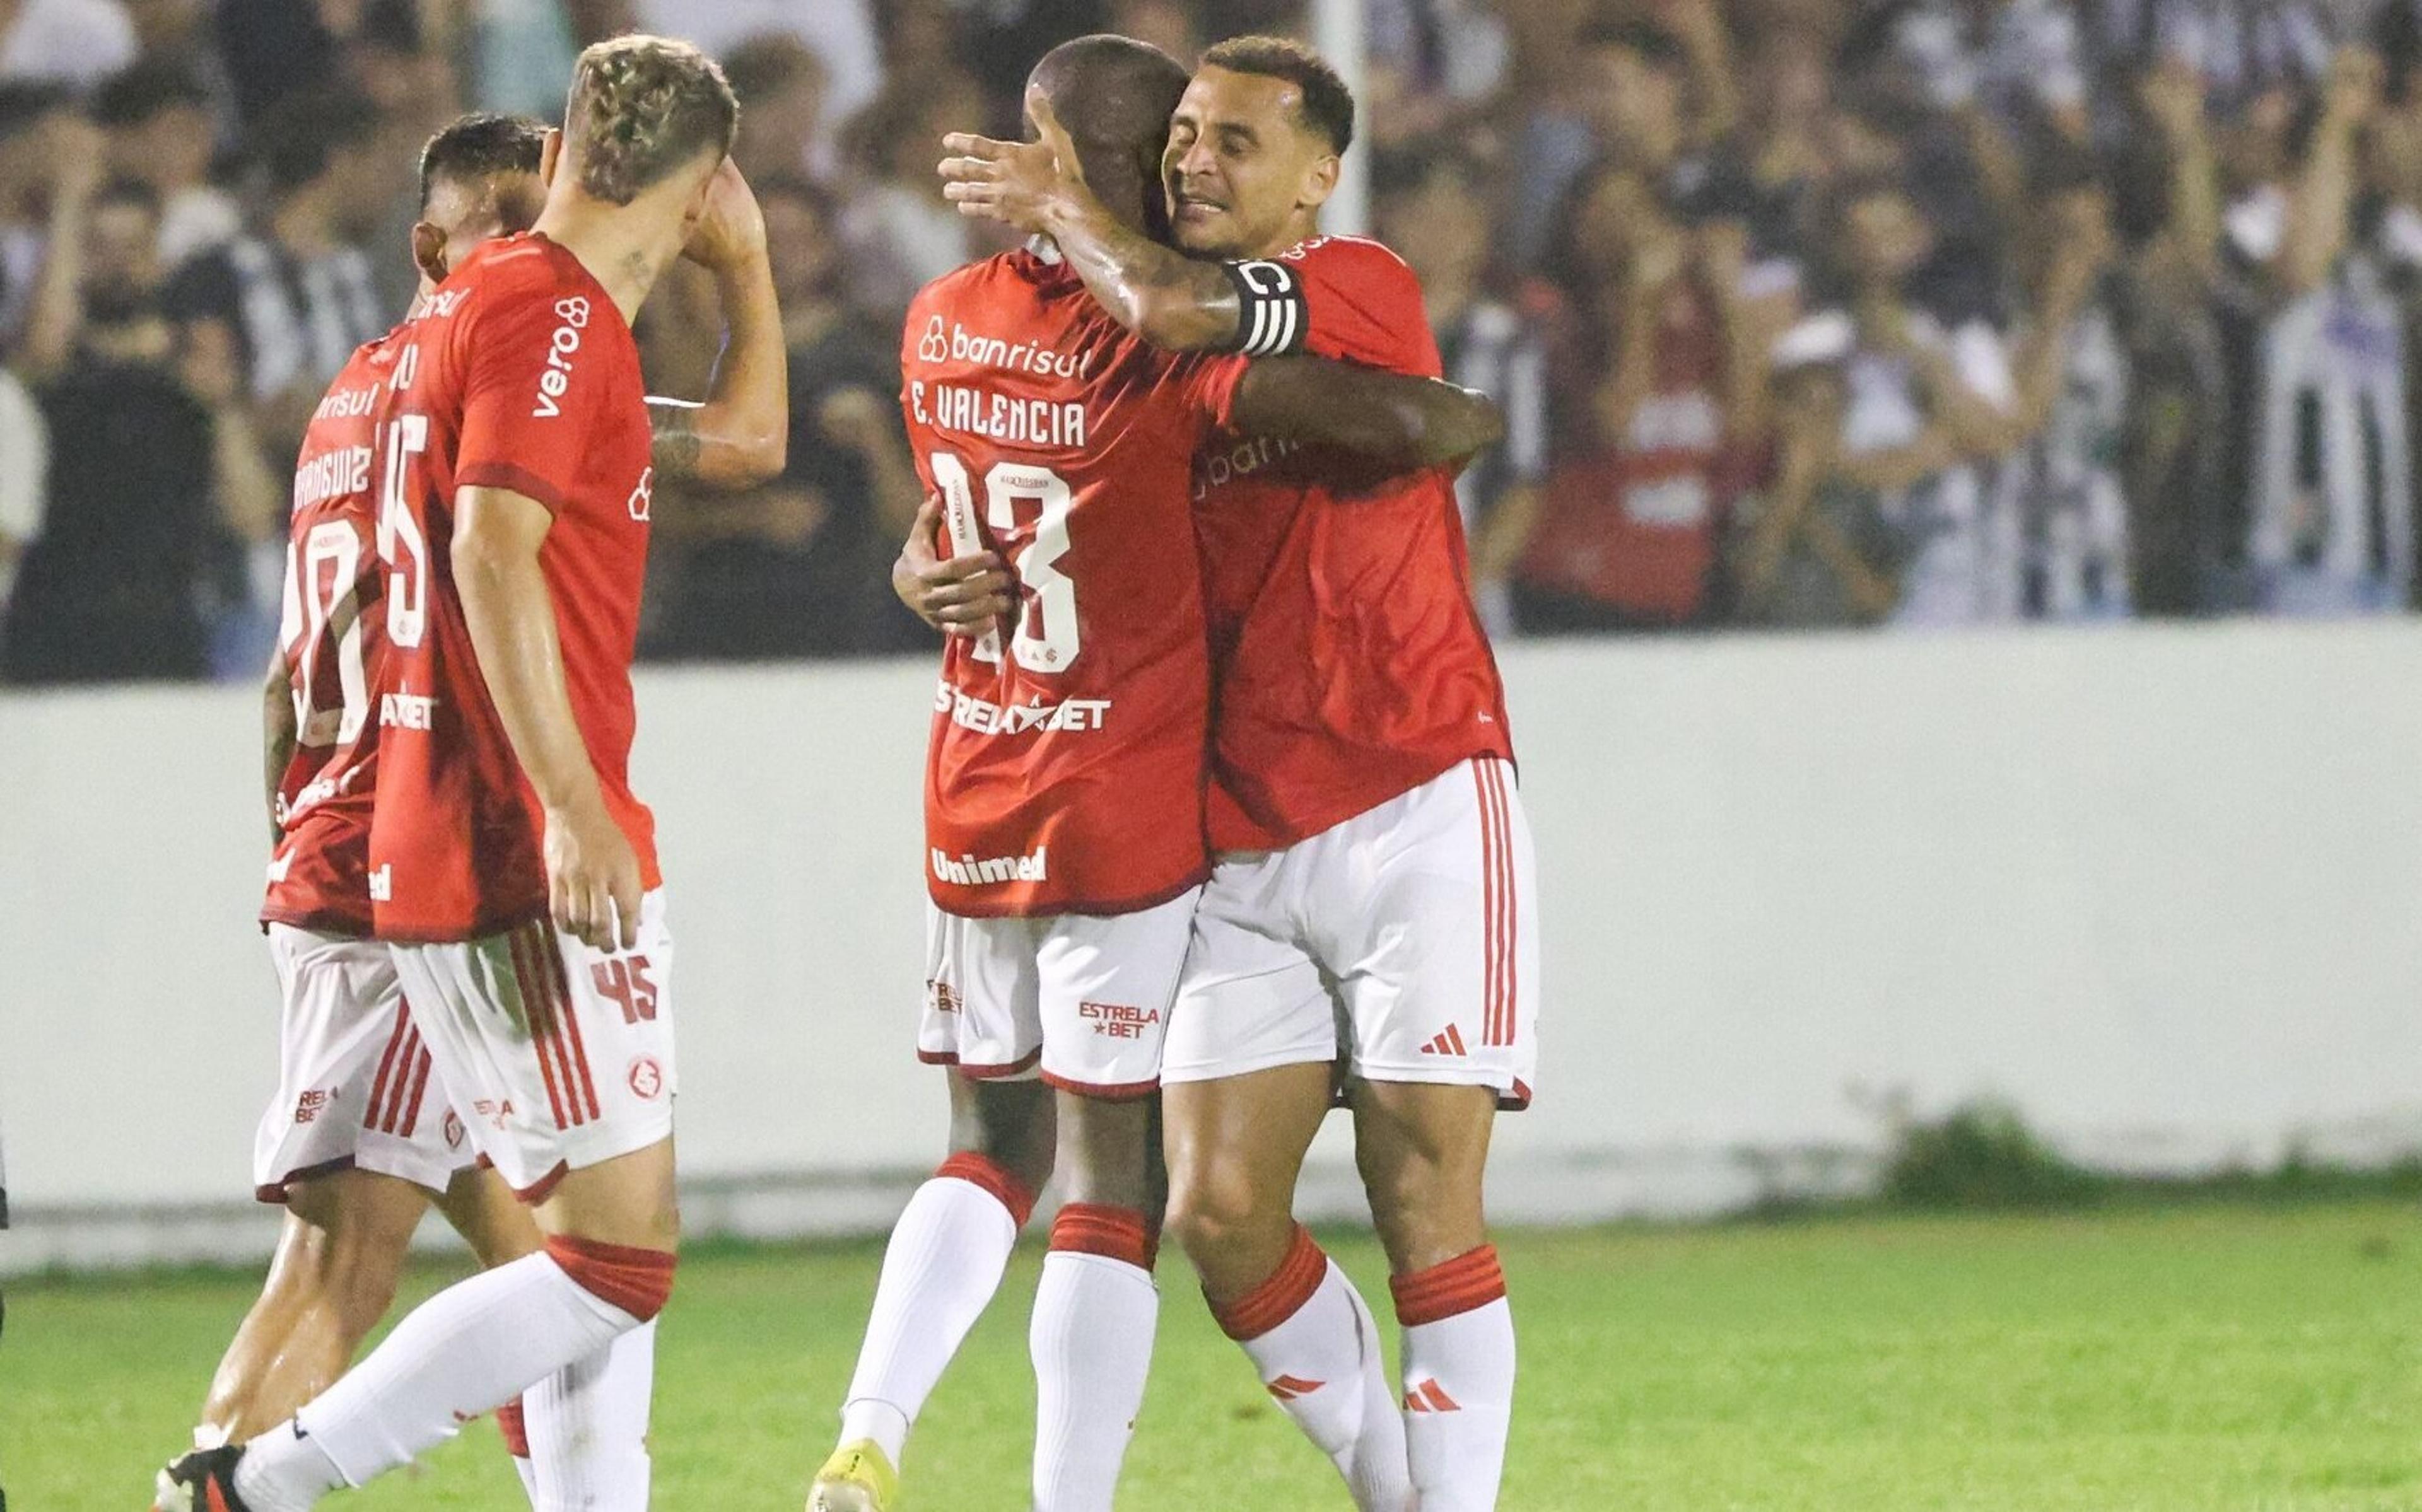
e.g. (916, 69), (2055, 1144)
(894, 492), (1015, 638)
(938, 90), (1087, 233)
(682, 158), (768, 272)
(544, 797), (644, 953)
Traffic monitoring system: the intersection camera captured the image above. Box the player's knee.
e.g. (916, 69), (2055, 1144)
(1163, 1166), (1285, 1268)
(546, 1233), (679, 1323)
(1357, 1146), (1487, 1276)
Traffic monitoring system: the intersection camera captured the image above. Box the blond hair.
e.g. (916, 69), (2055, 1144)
(564, 35), (739, 206)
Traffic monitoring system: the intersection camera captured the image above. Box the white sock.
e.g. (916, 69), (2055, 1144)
(1217, 1231), (1412, 1512)
(511, 1451), (541, 1504)
(836, 1160), (1029, 1466)
(1394, 1247), (1515, 1512)
(498, 1397), (538, 1504)
(233, 1252), (641, 1511)
(526, 1320), (658, 1511)
(1029, 1237), (1159, 1512)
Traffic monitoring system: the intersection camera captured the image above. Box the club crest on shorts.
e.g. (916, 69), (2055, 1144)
(628, 1055), (665, 1100)
(442, 1108), (465, 1151)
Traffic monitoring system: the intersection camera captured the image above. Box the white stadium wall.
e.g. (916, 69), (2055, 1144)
(5, 624), (2421, 1271)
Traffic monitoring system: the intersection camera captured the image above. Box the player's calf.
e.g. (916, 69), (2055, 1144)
(197, 1170), (430, 1446)
(1354, 1081), (1513, 1512)
(1030, 1091), (1161, 1512)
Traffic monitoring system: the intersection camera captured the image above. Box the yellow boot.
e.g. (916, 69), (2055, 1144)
(807, 1439), (900, 1512)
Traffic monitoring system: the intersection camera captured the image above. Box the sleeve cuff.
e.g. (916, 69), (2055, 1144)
(457, 460), (570, 516)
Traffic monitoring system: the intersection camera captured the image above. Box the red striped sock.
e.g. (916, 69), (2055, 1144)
(1211, 1224), (1328, 1342)
(1389, 1243), (1506, 1327)
(935, 1151), (1039, 1228)
(544, 1235), (677, 1322)
(1047, 1202), (1157, 1271)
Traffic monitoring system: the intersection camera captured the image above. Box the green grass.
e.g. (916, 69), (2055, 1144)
(7, 1204), (2421, 1509)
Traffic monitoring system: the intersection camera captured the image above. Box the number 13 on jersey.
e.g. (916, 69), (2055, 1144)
(930, 450), (1077, 673)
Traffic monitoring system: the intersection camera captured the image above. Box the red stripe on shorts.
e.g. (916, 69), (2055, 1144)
(397, 1039), (432, 1138)
(510, 925), (571, 1131)
(377, 1023), (419, 1134)
(1472, 760), (1511, 1047)
(1473, 763), (1501, 1052)
(364, 1003), (411, 1131)
(540, 929), (602, 1123)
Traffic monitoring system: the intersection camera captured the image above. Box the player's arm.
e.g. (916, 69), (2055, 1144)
(262, 645), (295, 845)
(451, 486), (641, 951)
(940, 102), (1244, 352)
(1228, 358), (1502, 472)
(648, 161), (787, 489)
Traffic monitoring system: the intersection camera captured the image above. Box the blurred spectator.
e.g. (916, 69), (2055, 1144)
(649, 177), (923, 660)
(636, 0), (880, 130)
(1, 178), (276, 682)
(0, 81), (85, 350)
(467, 0), (582, 119)
(725, 33), (831, 187)
(1730, 315), (1908, 625)
(2221, 49), (2413, 613)
(1367, 0), (1511, 149)
(1378, 149), (1548, 631)
(839, 71), (989, 324)
(0, 358), (43, 627)
(91, 59), (237, 270)
(165, 87), (385, 455)
(1, 0), (136, 89)
(1512, 158), (1772, 631)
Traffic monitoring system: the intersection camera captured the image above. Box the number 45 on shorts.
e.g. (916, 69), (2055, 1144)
(590, 957), (658, 1024)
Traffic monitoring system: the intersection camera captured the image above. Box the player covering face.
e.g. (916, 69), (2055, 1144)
(165, 107), (784, 1512)
(158, 37), (769, 1512)
(939, 36), (1534, 1512)
(812, 31), (1503, 1512)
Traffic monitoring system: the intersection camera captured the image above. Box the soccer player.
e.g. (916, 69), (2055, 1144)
(168, 107), (785, 1511)
(811, 34), (1502, 1512)
(944, 37), (1536, 1512)
(156, 37), (751, 1512)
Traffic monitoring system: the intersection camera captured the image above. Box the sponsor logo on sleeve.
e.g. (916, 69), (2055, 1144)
(532, 296), (590, 417)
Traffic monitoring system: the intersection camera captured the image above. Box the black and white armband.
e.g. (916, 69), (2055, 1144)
(1221, 259), (1309, 357)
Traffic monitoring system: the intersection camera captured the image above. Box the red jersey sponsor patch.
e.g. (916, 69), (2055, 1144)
(904, 249), (1246, 916)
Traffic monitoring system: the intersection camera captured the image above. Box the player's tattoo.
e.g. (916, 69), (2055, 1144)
(649, 414), (704, 477)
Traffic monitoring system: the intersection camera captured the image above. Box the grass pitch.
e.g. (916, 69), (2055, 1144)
(6, 1202), (2418, 1509)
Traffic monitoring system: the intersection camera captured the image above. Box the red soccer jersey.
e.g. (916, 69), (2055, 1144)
(1193, 235), (1515, 852)
(904, 248), (1247, 917)
(262, 335), (404, 936)
(366, 233), (660, 943)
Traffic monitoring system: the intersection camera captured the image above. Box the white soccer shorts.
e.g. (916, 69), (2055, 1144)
(387, 890), (677, 1202)
(254, 925), (476, 1202)
(918, 887), (1202, 1098)
(1163, 757), (1540, 1107)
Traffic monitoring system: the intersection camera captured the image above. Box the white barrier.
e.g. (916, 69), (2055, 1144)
(4, 623), (2419, 1271)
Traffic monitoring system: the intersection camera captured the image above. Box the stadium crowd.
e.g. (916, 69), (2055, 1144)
(0, 0), (2416, 680)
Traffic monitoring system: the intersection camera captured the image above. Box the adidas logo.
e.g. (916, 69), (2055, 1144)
(1403, 1378), (1462, 1413)
(1265, 1374), (1325, 1401)
(1419, 1025), (1470, 1057)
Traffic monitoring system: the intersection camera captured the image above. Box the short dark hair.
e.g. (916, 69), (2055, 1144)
(0, 81), (74, 137)
(418, 112), (548, 211)
(754, 172), (838, 226)
(91, 61), (212, 129)
(1198, 35), (1354, 154)
(93, 177), (161, 218)
(723, 33), (828, 106)
(255, 90), (380, 195)
(1583, 21), (1688, 73)
(564, 34), (739, 206)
